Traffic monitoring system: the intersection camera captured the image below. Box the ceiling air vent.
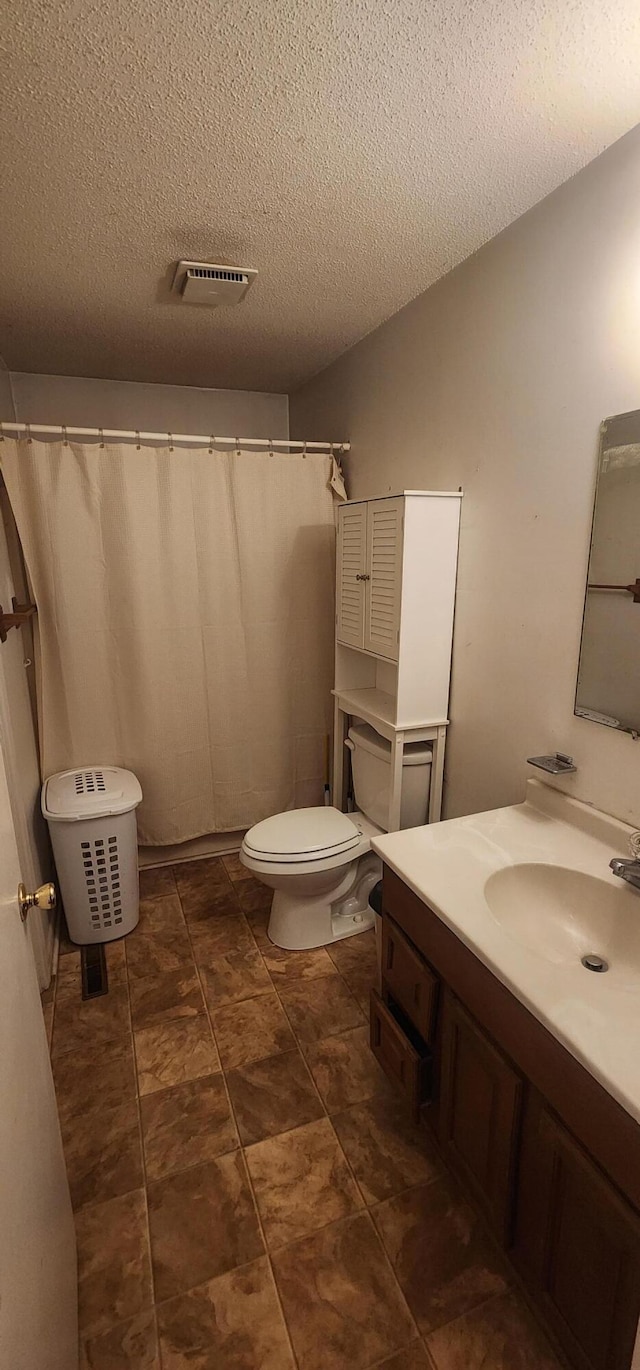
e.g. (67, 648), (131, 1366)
(172, 259), (258, 307)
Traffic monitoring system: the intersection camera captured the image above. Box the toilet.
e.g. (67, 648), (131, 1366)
(241, 722), (433, 950)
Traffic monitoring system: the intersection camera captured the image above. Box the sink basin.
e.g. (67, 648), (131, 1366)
(484, 863), (640, 977)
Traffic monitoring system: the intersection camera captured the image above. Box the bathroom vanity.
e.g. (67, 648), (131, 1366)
(371, 781), (640, 1370)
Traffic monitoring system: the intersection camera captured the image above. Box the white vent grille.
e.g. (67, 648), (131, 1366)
(172, 259), (258, 307)
(187, 267), (246, 284)
(81, 834), (124, 931)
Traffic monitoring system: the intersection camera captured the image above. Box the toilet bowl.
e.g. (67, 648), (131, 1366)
(241, 721), (434, 951)
(241, 807), (382, 950)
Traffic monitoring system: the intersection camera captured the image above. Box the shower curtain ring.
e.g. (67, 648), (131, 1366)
(62, 425), (68, 446)
(302, 441), (307, 459)
(268, 438), (274, 456)
(208, 435), (214, 454)
(0, 425), (4, 442)
(168, 432), (174, 452)
(136, 430), (141, 450)
(235, 437), (240, 456)
(26, 423), (32, 444)
(99, 428), (105, 448)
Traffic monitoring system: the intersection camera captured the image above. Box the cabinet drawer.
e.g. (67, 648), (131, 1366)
(370, 989), (430, 1118)
(382, 916), (438, 1042)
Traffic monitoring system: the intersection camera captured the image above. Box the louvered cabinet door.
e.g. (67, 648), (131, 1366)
(364, 497), (404, 660)
(336, 502), (367, 648)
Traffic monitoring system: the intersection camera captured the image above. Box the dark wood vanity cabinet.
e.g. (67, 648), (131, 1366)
(439, 990), (522, 1244)
(514, 1091), (640, 1370)
(374, 866), (640, 1370)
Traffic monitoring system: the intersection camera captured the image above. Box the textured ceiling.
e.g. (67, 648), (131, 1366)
(1, 1), (640, 394)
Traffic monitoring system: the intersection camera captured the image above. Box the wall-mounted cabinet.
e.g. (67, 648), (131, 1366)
(333, 491), (462, 827)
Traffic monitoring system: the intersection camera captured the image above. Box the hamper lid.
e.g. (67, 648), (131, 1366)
(42, 767), (143, 821)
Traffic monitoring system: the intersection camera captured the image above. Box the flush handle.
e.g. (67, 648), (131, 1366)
(18, 881), (56, 923)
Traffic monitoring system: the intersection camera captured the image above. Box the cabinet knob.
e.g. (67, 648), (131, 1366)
(355, 573), (370, 581)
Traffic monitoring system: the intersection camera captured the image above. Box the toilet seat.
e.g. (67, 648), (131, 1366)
(243, 806), (361, 865)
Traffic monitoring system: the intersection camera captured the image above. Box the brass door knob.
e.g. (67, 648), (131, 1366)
(18, 881), (56, 923)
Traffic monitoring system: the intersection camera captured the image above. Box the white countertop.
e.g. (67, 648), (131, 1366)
(372, 779), (640, 1125)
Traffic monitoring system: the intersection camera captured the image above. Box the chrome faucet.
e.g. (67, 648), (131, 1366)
(609, 833), (640, 891)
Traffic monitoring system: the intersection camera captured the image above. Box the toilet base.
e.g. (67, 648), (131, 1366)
(267, 852), (381, 950)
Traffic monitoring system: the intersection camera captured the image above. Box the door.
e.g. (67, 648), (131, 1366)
(364, 496), (403, 660)
(0, 484), (53, 988)
(336, 500), (367, 648)
(438, 990), (522, 1242)
(0, 727), (77, 1368)
(514, 1091), (640, 1370)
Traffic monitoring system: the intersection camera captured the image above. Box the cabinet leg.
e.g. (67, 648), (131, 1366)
(332, 702), (348, 811)
(429, 726), (447, 823)
(387, 733), (405, 831)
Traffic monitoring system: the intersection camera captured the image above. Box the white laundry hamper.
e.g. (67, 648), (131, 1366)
(42, 767), (143, 945)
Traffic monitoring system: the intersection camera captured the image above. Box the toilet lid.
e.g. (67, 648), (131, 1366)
(243, 806), (360, 861)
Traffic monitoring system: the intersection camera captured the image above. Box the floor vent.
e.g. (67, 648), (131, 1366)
(81, 944), (109, 1000)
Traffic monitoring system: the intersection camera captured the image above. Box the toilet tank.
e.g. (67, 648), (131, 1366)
(346, 722), (432, 831)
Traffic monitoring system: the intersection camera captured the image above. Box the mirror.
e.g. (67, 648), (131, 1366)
(576, 410), (640, 736)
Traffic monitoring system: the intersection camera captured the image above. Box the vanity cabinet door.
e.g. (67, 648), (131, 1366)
(382, 916), (439, 1043)
(514, 1091), (640, 1370)
(438, 990), (522, 1243)
(336, 501), (367, 648)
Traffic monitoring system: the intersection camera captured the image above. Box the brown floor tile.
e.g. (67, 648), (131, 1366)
(278, 976), (365, 1043)
(55, 950), (82, 1000)
(327, 930), (379, 1010)
(222, 852), (254, 884)
(157, 1255), (294, 1369)
(373, 1176), (510, 1335)
(236, 882), (274, 915)
(199, 947), (272, 1008)
(62, 1097), (143, 1209)
(126, 907), (194, 981)
(141, 1074), (238, 1180)
(148, 1151), (263, 1301)
(173, 858), (239, 921)
(243, 904), (271, 948)
(134, 1014), (220, 1095)
(42, 996), (54, 1052)
(272, 1211), (415, 1370)
(332, 1096), (441, 1204)
(139, 865), (177, 899)
(137, 893), (185, 931)
(76, 1189), (152, 1337)
(188, 912), (256, 959)
(80, 1308), (159, 1369)
(129, 966), (204, 1030)
(54, 1037), (137, 1122)
(246, 1116), (363, 1249)
(262, 943), (340, 982)
(426, 1290), (562, 1370)
(52, 985), (131, 1059)
(212, 992), (296, 1070)
(377, 1344), (432, 1370)
(106, 937), (128, 984)
(303, 1024), (395, 1111)
(226, 1048), (324, 1146)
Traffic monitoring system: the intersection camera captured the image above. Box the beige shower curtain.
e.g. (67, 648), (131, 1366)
(1, 439), (338, 844)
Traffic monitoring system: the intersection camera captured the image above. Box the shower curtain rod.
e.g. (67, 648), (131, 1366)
(0, 421), (349, 452)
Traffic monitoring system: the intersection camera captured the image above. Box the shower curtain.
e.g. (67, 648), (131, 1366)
(1, 439), (338, 844)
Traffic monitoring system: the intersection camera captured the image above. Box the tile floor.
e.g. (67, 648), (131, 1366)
(44, 853), (564, 1370)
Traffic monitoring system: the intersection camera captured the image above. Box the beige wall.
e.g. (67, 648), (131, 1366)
(291, 125), (640, 827)
(6, 372), (289, 439)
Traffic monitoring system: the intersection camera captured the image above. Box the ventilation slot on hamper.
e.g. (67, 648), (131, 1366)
(74, 770), (106, 796)
(81, 836), (123, 931)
